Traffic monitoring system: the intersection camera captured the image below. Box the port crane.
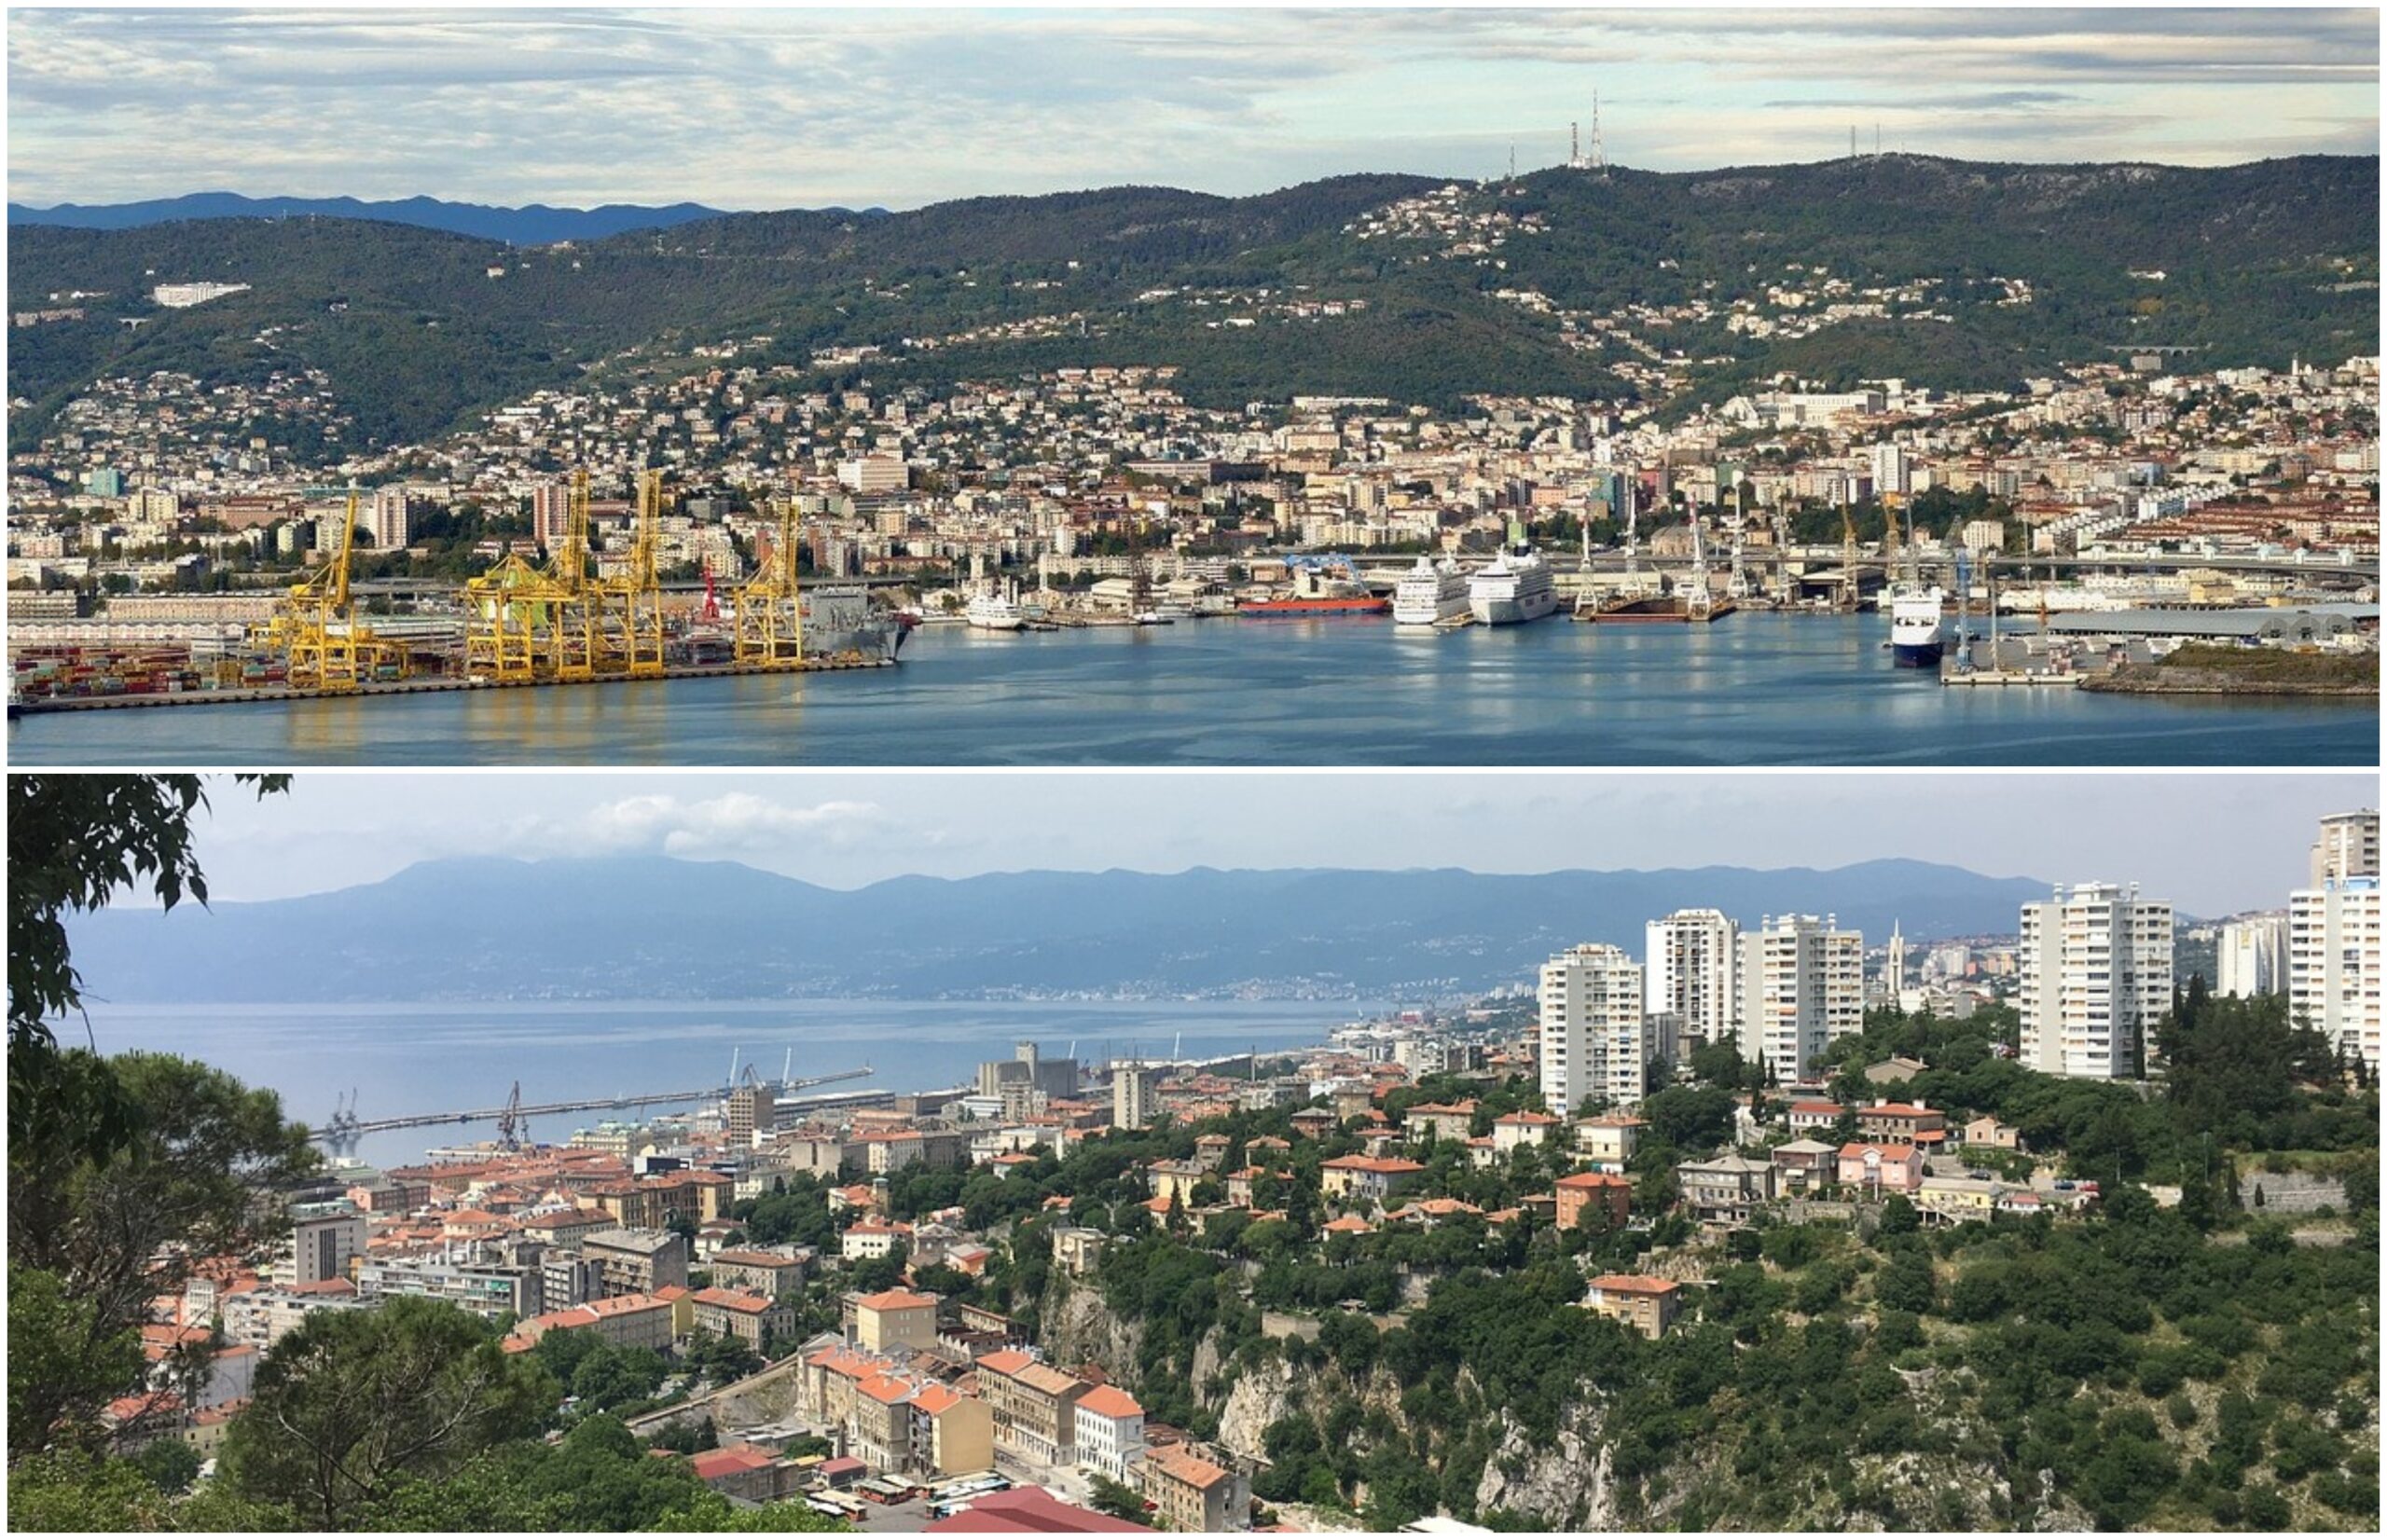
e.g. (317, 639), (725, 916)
(311, 1065), (876, 1143)
(258, 489), (406, 690)
(1836, 497), (1862, 611)
(597, 469), (668, 678)
(733, 497), (807, 667)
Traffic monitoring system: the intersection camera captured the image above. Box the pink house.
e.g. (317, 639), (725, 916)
(1836, 1142), (1923, 1195)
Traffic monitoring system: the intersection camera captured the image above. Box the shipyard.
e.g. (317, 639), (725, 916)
(9, 340), (2377, 736)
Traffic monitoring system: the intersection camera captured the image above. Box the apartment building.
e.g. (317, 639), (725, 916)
(976, 1349), (1090, 1467)
(851, 1287), (941, 1354)
(1140, 1443), (1249, 1532)
(1318, 1155), (1428, 1206)
(290, 1207), (366, 1286)
(1646, 908), (1740, 1048)
(1538, 942), (1654, 1115)
(2310, 809), (2380, 887)
(1737, 915), (1864, 1082)
(1676, 1154), (1776, 1226)
(2289, 874), (2381, 1075)
(709, 1247), (808, 1299)
(2218, 914), (2291, 997)
(582, 1229), (690, 1297)
(690, 1286), (793, 1349)
(2017, 883), (2173, 1079)
(1072, 1383), (1147, 1484)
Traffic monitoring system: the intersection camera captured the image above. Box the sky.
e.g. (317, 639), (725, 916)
(8, 5), (2379, 209)
(152, 770), (2373, 916)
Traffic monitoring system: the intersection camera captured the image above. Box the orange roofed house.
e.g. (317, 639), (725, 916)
(1140, 1442), (1250, 1532)
(977, 1348), (1090, 1467)
(1585, 1274), (1684, 1341)
(1554, 1171), (1633, 1231)
(1319, 1155), (1427, 1206)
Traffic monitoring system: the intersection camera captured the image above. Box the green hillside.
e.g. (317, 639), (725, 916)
(8, 155), (2375, 457)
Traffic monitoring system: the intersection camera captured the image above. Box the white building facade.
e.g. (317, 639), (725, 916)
(1736, 914), (1863, 1082)
(1645, 908), (1739, 1051)
(1538, 943), (1652, 1116)
(2017, 883), (2173, 1079)
(2217, 914), (2289, 997)
(2288, 875), (2380, 1076)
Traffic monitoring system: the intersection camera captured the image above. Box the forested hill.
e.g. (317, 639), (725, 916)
(8, 155), (2375, 456)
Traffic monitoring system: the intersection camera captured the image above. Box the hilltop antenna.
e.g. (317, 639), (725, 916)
(1570, 120), (1581, 170)
(1508, 143), (1517, 182)
(1875, 122), (1882, 156)
(1591, 89), (1608, 178)
(1850, 125), (1858, 159)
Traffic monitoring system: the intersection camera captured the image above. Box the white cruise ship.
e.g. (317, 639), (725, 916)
(1392, 557), (1470, 626)
(1887, 584), (1951, 667)
(964, 587), (1025, 631)
(1468, 547), (1558, 626)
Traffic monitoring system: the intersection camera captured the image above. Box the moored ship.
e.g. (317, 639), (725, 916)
(1468, 546), (1558, 626)
(1392, 556), (1470, 626)
(1888, 584), (1952, 667)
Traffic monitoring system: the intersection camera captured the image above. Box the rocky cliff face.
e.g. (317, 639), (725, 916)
(1216, 1353), (1301, 1462)
(1473, 1406), (1621, 1529)
(1037, 1274), (1147, 1376)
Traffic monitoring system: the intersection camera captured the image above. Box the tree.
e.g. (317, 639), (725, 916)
(221, 1298), (556, 1529)
(7, 1262), (145, 1453)
(8, 773), (289, 1177)
(1087, 1474), (1153, 1525)
(10, 1053), (315, 1449)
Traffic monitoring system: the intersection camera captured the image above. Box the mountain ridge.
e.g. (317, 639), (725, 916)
(9, 155), (2371, 456)
(64, 854), (2058, 1005)
(7, 191), (733, 245)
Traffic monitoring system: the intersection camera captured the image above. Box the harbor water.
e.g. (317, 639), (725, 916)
(9, 612), (2374, 766)
(76, 997), (1371, 1170)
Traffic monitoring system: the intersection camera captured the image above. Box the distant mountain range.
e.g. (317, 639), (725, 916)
(7, 192), (732, 246)
(64, 856), (2051, 1004)
(10, 156), (2373, 457)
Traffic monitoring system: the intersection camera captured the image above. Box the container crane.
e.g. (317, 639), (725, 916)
(601, 469), (667, 678)
(263, 488), (403, 690)
(543, 469), (601, 681)
(734, 497), (806, 667)
(1836, 498), (1861, 611)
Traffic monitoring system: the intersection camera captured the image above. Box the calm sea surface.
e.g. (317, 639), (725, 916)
(10, 613), (2373, 765)
(76, 997), (1370, 1169)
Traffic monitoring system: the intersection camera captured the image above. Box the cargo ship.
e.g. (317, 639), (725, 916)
(1239, 559), (1389, 618)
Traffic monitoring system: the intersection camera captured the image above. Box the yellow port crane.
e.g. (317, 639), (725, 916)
(260, 488), (404, 690)
(542, 469), (602, 681)
(464, 475), (577, 685)
(734, 497), (807, 667)
(602, 469), (667, 678)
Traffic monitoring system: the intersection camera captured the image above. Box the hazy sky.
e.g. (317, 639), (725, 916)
(147, 770), (2372, 915)
(9, 6), (2379, 208)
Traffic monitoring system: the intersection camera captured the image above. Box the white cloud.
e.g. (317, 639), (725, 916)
(7, 7), (2374, 207)
(533, 791), (907, 859)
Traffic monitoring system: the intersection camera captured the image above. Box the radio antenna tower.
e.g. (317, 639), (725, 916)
(1569, 121), (1583, 170)
(1591, 89), (1609, 179)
